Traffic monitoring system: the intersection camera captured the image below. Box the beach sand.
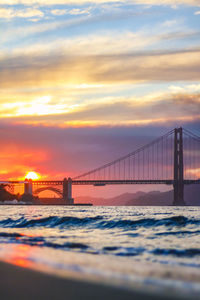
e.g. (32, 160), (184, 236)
(0, 260), (189, 300)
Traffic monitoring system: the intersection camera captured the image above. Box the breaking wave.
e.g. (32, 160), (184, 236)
(0, 215), (199, 230)
(0, 216), (103, 228)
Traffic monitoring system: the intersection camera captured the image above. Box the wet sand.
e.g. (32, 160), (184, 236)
(0, 260), (188, 300)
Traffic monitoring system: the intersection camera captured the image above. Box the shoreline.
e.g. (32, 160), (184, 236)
(0, 260), (187, 300)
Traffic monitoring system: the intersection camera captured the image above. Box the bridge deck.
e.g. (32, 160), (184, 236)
(0, 179), (200, 186)
(72, 180), (200, 185)
(72, 180), (174, 185)
(2, 180), (199, 186)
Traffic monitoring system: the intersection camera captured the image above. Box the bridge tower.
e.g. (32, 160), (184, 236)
(173, 127), (185, 205)
(63, 178), (74, 204)
(24, 179), (33, 195)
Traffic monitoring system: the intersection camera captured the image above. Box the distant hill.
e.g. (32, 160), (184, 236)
(126, 190), (173, 206)
(75, 185), (200, 206)
(75, 191), (146, 206)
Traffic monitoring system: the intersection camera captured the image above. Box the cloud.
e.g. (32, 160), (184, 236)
(70, 93), (200, 121)
(51, 8), (90, 16)
(51, 9), (67, 16)
(1, 46), (200, 89)
(169, 83), (200, 93)
(194, 11), (200, 15)
(1, 8), (149, 45)
(132, 0), (199, 5)
(0, 27), (199, 127)
(0, 7), (44, 19)
(1, 0), (200, 6)
(0, 85), (199, 127)
(69, 8), (91, 15)
(0, 95), (78, 118)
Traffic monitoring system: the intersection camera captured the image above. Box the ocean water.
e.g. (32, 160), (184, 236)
(0, 205), (200, 297)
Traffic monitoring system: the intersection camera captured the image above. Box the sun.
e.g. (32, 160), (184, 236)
(25, 171), (40, 180)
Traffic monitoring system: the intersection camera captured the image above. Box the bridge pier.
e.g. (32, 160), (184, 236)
(24, 179), (33, 195)
(63, 178), (74, 204)
(173, 127), (185, 205)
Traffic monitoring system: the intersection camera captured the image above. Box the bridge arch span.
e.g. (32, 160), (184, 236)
(34, 187), (62, 198)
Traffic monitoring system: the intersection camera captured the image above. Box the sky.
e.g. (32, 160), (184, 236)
(0, 0), (200, 196)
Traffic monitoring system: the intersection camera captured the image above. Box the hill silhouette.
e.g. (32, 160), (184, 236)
(75, 185), (200, 206)
(0, 185), (17, 202)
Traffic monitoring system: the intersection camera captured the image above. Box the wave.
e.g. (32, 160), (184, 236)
(44, 241), (89, 250)
(152, 248), (200, 258)
(102, 246), (145, 257)
(1, 230), (200, 258)
(155, 230), (200, 236)
(98, 216), (200, 229)
(0, 232), (22, 238)
(0, 231), (145, 256)
(0, 215), (199, 230)
(0, 231), (89, 250)
(0, 216), (103, 228)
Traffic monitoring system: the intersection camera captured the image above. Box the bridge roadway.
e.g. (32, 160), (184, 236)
(1, 179), (200, 186)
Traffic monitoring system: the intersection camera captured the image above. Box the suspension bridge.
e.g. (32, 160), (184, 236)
(1, 127), (200, 205)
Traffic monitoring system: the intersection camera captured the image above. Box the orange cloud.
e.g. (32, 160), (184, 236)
(1, 90), (199, 128)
